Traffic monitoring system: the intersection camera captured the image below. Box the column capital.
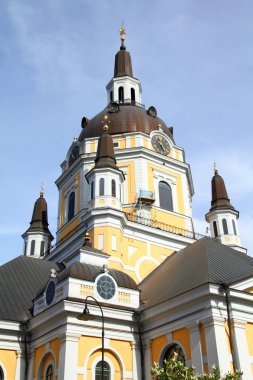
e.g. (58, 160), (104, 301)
(59, 332), (80, 343)
(187, 320), (201, 333)
(231, 318), (247, 330)
(201, 315), (225, 328)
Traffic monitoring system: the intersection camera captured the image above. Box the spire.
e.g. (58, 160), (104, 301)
(27, 191), (53, 236)
(114, 24), (133, 78)
(209, 166), (235, 212)
(94, 116), (118, 169)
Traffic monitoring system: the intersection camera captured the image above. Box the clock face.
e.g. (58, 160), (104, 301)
(96, 275), (116, 300)
(151, 135), (170, 156)
(45, 280), (55, 305)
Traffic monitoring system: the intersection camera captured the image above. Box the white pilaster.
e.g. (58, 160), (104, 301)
(58, 333), (79, 379)
(188, 322), (204, 374)
(232, 319), (252, 379)
(27, 349), (35, 380)
(131, 341), (140, 380)
(202, 316), (231, 374)
(15, 350), (26, 380)
(144, 340), (152, 380)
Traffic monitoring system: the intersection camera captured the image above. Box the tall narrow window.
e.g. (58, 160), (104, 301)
(110, 90), (113, 102)
(222, 218), (228, 235)
(91, 181), (94, 199)
(232, 220), (237, 235)
(0, 366), (4, 380)
(30, 240), (35, 256)
(68, 192), (75, 222)
(131, 88), (135, 102)
(45, 365), (54, 380)
(40, 241), (45, 255)
(213, 221), (218, 237)
(24, 242), (27, 256)
(118, 87), (124, 103)
(111, 179), (116, 197)
(95, 361), (111, 380)
(159, 181), (173, 211)
(99, 178), (105, 196)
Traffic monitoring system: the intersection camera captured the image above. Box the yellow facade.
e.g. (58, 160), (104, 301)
(0, 349), (17, 380)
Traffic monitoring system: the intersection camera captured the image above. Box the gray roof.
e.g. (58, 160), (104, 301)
(139, 237), (253, 310)
(0, 256), (62, 322)
(0, 254), (137, 323)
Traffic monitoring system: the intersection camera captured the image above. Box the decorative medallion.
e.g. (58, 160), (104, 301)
(96, 275), (116, 300)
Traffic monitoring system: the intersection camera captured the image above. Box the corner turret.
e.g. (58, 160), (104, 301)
(205, 166), (246, 253)
(22, 189), (54, 257)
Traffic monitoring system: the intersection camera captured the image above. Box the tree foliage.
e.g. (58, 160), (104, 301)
(151, 356), (242, 380)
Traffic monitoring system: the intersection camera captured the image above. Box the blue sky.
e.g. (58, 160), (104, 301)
(0, 0), (253, 264)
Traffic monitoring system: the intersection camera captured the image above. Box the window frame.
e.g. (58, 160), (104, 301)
(99, 178), (105, 196)
(222, 218), (228, 235)
(158, 181), (173, 212)
(67, 191), (75, 222)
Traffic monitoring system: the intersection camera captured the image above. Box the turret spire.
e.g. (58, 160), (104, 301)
(114, 24), (133, 78)
(22, 190), (54, 257)
(205, 168), (245, 253)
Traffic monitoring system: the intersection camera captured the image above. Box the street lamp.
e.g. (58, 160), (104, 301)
(77, 296), (105, 380)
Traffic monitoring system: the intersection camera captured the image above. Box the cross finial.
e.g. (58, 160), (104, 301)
(214, 161), (218, 175)
(40, 182), (44, 197)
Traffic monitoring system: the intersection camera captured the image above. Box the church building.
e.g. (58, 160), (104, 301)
(0, 27), (253, 380)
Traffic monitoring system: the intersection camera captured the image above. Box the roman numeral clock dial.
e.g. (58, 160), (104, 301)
(151, 134), (171, 156)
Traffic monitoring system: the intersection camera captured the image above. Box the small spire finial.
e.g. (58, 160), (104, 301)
(40, 182), (44, 197)
(119, 23), (126, 50)
(84, 231), (92, 247)
(214, 161), (218, 175)
(119, 22), (126, 42)
(101, 114), (110, 132)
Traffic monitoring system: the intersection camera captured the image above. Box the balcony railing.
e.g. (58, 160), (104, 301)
(125, 212), (205, 240)
(106, 99), (145, 109)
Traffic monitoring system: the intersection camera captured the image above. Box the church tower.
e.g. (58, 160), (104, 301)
(22, 189), (53, 257)
(205, 166), (246, 253)
(48, 27), (196, 282)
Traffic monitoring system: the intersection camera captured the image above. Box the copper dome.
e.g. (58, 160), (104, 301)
(78, 104), (174, 142)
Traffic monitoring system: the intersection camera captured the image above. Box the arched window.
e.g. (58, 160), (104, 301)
(91, 181), (94, 200)
(68, 192), (75, 222)
(222, 218), (228, 235)
(118, 87), (124, 103)
(213, 221), (218, 237)
(40, 241), (45, 255)
(111, 179), (116, 197)
(24, 242), (27, 256)
(159, 181), (173, 211)
(163, 343), (185, 364)
(110, 91), (113, 102)
(0, 366), (4, 380)
(95, 361), (111, 380)
(45, 365), (54, 380)
(131, 88), (135, 103)
(232, 220), (237, 235)
(30, 240), (35, 256)
(99, 178), (105, 196)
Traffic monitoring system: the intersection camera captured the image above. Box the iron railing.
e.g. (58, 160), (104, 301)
(125, 212), (205, 240)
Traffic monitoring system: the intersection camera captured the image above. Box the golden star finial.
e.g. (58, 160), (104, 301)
(119, 23), (126, 42)
(101, 114), (110, 131)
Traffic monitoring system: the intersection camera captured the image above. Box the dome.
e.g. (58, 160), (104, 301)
(58, 261), (138, 290)
(78, 104), (174, 142)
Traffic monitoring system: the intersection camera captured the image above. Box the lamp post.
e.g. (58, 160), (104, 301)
(77, 296), (105, 380)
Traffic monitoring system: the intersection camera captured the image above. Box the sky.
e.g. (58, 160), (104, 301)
(0, 0), (253, 265)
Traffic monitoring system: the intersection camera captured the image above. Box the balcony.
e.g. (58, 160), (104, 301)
(125, 212), (205, 241)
